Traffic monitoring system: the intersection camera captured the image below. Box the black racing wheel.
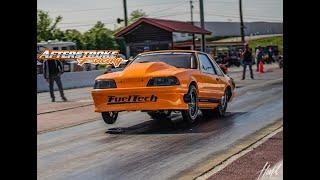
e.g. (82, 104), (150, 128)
(181, 85), (199, 124)
(101, 112), (118, 124)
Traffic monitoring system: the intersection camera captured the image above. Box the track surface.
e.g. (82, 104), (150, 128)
(38, 68), (283, 180)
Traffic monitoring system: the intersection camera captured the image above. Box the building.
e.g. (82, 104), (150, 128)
(193, 21), (283, 37)
(114, 18), (211, 57)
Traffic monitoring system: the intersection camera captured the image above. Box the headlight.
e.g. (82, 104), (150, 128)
(93, 80), (117, 89)
(147, 76), (180, 86)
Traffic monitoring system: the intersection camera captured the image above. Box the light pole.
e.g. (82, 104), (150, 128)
(199, 0), (206, 52)
(239, 0), (245, 43)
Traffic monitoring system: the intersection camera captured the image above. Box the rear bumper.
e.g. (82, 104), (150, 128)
(91, 86), (188, 112)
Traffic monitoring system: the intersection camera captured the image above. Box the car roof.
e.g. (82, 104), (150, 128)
(138, 50), (200, 55)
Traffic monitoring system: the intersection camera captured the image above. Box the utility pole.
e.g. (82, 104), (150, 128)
(199, 0), (206, 52)
(123, 0), (128, 27)
(190, 0), (194, 25)
(239, 0), (245, 43)
(190, 0), (195, 50)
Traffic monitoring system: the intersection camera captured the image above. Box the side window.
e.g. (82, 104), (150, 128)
(198, 54), (216, 74)
(61, 47), (67, 50)
(53, 47), (59, 50)
(210, 57), (224, 76)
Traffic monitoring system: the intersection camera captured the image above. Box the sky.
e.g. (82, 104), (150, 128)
(37, 0), (283, 32)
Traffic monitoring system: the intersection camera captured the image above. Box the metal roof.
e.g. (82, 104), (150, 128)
(114, 17), (211, 37)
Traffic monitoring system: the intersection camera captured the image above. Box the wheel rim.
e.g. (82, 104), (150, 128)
(219, 93), (227, 112)
(188, 91), (198, 119)
(110, 112), (118, 119)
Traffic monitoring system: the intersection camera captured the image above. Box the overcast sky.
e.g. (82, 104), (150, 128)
(37, 0), (283, 32)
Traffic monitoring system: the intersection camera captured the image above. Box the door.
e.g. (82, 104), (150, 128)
(197, 53), (225, 102)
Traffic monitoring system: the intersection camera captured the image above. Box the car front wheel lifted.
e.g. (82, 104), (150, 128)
(101, 112), (118, 124)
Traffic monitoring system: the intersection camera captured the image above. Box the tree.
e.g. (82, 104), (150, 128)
(37, 10), (121, 50)
(37, 10), (63, 42)
(63, 29), (84, 49)
(82, 21), (119, 50)
(113, 9), (147, 33)
(129, 9), (147, 23)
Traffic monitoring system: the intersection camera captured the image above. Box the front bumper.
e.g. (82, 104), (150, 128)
(91, 86), (188, 112)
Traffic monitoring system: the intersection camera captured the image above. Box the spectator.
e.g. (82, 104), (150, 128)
(255, 47), (263, 72)
(268, 47), (274, 63)
(43, 60), (67, 102)
(242, 44), (254, 80)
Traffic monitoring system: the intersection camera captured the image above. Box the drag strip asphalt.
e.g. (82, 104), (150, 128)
(38, 69), (283, 180)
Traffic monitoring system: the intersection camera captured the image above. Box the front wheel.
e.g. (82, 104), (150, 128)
(202, 90), (228, 118)
(101, 112), (118, 124)
(215, 91), (228, 117)
(181, 85), (199, 124)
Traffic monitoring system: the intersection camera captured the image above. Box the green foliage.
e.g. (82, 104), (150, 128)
(248, 36), (283, 53)
(37, 10), (63, 42)
(82, 21), (119, 50)
(63, 29), (84, 49)
(206, 36), (236, 42)
(38, 10), (121, 50)
(129, 9), (147, 23)
(96, 64), (107, 70)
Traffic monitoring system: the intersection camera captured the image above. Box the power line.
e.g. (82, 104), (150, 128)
(59, 22), (115, 29)
(46, 0), (190, 14)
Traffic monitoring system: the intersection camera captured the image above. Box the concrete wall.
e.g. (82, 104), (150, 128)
(37, 70), (105, 92)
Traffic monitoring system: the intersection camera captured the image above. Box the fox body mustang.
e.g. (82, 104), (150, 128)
(91, 50), (235, 124)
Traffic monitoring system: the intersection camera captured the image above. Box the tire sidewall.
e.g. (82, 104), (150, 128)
(182, 85), (199, 124)
(216, 91), (228, 117)
(102, 112), (118, 124)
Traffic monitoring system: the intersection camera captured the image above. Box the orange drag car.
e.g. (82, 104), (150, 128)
(91, 50), (235, 124)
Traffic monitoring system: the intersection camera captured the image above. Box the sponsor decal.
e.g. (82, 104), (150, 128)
(107, 95), (158, 104)
(37, 49), (126, 67)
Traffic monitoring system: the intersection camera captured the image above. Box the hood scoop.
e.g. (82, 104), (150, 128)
(122, 62), (175, 77)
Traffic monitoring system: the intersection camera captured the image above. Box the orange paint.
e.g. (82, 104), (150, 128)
(91, 50), (235, 113)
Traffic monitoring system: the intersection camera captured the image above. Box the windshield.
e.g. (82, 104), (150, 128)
(131, 52), (196, 69)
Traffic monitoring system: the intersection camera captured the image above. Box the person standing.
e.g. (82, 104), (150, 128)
(268, 47), (274, 63)
(242, 44), (254, 80)
(43, 60), (67, 102)
(255, 47), (263, 72)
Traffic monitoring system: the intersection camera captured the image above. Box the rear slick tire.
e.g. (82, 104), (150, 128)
(181, 85), (199, 124)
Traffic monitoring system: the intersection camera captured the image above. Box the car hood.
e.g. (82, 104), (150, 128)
(95, 62), (189, 87)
